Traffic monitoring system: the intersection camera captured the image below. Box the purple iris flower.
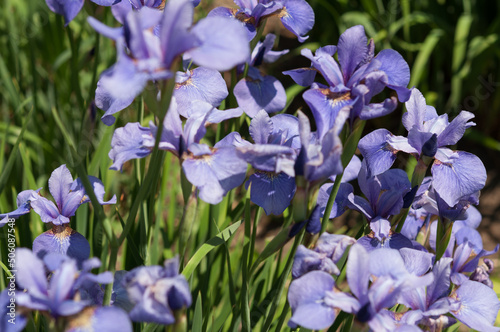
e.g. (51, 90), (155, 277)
(208, 0), (314, 42)
(284, 25), (411, 139)
(123, 256), (191, 324)
(0, 164), (116, 226)
(294, 111), (343, 183)
(45, 0), (118, 25)
(0, 165), (115, 264)
(288, 245), (434, 331)
(359, 89), (486, 207)
(89, 0), (250, 125)
(292, 232), (355, 278)
(237, 110), (299, 215)
(109, 99), (248, 204)
(14, 249), (112, 318)
(397, 254), (458, 330)
(234, 34), (288, 116)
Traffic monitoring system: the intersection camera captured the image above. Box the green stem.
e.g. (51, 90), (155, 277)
(66, 27), (84, 110)
(261, 229), (305, 332)
(320, 171), (344, 234)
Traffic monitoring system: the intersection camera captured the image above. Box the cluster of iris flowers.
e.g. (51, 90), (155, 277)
(1, 0), (498, 331)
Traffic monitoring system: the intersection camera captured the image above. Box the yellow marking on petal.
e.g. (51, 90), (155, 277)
(255, 170), (279, 180)
(67, 306), (96, 330)
(175, 71), (195, 89)
(278, 7), (290, 18)
(156, 0), (166, 10)
(80, 195), (88, 204)
(49, 224), (76, 240)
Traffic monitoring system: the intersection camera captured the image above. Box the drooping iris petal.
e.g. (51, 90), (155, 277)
(431, 149), (486, 206)
(450, 280), (500, 332)
(95, 75), (136, 126)
(374, 49), (411, 101)
(187, 17), (250, 71)
(358, 129), (398, 177)
(287, 271), (336, 330)
(45, 0), (84, 26)
(234, 68), (286, 117)
(183, 144), (247, 205)
(245, 171), (296, 215)
(32, 225), (90, 266)
(109, 123), (153, 171)
(237, 144), (296, 176)
(278, 0), (315, 42)
(303, 88), (354, 140)
(282, 67), (317, 87)
(292, 245), (340, 279)
(359, 97), (399, 120)
(174, 67), (229, 118)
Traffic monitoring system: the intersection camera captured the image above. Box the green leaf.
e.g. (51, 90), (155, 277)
(192, 293), (203, 332)
(182, 220), (243, 279)
(250, 226), (291, 274)
(409, 29), (444, 88)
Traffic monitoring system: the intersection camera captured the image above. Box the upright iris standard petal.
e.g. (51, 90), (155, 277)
(436, 111), (475, 147)
(337, 25), (368, 81)
(234, 68), (286, 117)
(431, 149), (486, 207)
